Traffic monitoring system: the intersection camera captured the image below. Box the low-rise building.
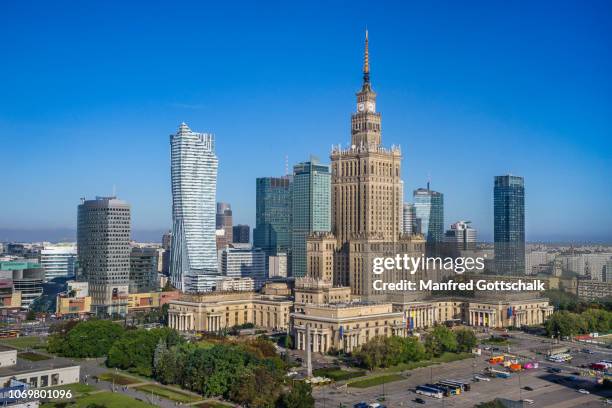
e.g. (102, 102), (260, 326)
(126, 290), (180, 311)
(167, 291), (292, 332)
(217, 277), (254, 292)
(292, 302), (405, 353)
(0, 346), (80, 389)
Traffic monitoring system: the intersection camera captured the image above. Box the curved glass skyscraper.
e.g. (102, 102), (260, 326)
(170, 123), (220, 292)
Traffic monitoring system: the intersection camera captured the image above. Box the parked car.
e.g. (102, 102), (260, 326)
(354, 403), (368, 408)
(578, 389), (590, 394)
(523, 386), (534, 391)
(414, 398), (426, 404)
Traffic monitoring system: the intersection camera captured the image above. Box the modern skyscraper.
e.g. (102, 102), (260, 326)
(129, 247), (159, 293)
(170, 123), (220, 292)
(494, 175), (525, 275)
(77, 196), (130, 316)
(402, 203), (416, 235)
(444, 221), (477, 250)
(40, 244), (77, 281)
(216, 202), (233, 245)
(232, 225), (250, 244)
(253, 176), (292, 259)
(413, 184), (444, 243)
(161, 230), (171, 276)
(291, 159), (331, 277)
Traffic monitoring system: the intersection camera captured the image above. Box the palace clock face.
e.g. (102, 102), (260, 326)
(367, 102), (375, 112)
(357, 102), (365, 112)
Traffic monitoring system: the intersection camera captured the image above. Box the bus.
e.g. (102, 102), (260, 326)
(0, 330), (18, 339)
(436, 381), (462, 395)
(487, 368), (513, 379)
(416, 385), (443, 399)
(443, 380), (471, 392)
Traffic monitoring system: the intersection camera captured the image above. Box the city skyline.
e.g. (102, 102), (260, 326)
(1, 1), (611, 243)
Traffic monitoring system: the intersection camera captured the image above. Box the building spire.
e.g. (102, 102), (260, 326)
(363, 29), (370, 84)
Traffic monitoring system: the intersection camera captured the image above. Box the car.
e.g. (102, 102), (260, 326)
(578, 389), (590, 394)
(523, 386), (534, 391)
(474, 375), (491, 382)
(581, 348), (594, 354)
(548, 367), (562, 373)
(354, 403), (368, 408)
(521, 400), (534, 405)
(414, 398), (426, 404)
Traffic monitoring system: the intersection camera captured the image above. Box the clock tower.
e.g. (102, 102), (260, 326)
(351, 30), (382, 148)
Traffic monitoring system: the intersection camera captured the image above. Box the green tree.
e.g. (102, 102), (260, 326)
(455, 328), (477, 352)
(107, 327), (183, 376)
(545, 310), (587, 338)
(229, 366), (282, 407)
(425, 326), (457, 356)
(399, 336), (426, 362)
(47, 320), (125, 358)
(279, 381), (315, 408)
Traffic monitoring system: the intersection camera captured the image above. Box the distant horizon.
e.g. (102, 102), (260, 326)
(1, 228), (611, 246)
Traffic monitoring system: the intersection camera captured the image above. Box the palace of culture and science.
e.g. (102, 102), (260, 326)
(167, 32), (553, 354)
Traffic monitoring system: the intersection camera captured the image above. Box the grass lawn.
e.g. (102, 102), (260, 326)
(40, 391), (157, 408)
(135, 384), (201, 403)
(19, 351), (51, 361)
(313, 367), (366, 381)
(348, 374), (404, 388)
(381, 352), (473, 373)
(98, 372), (141, 385)
(0, 336), (47, 350)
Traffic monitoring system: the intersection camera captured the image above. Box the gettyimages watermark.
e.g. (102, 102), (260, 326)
(370, 242), (546, 292)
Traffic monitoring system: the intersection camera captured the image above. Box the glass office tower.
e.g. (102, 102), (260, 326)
(170, 122), (220, 292)
(253, 176), (292, 261)
(291, 158), (331, 277)
(494, 175), (525, 275)
(413, 184), (444, 243)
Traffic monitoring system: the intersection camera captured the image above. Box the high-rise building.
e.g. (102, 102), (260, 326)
(444, 221), (477, 250)
(291, 159), (331, 278)
(494, 175), (525, 275)
(170, 123), (220, 292)
(40, 244), (77, 281)
(413, 184), (444, 243)
(220, 247), (266, 290)
(129, 247), (159, 293)
(161, 230), (171, 276)
(232, 225), (250, 244)
(77, 196), (130, 316)
(253, 177), (292, 258)
(402, 203), (416, 235)
(313, 31), (424, 295)
(216, 202), (233, 246)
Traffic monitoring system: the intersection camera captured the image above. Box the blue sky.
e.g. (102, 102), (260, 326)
(1, 0), (611, 242)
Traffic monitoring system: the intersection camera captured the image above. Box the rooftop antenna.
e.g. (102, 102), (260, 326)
(427, 173), (431, 191)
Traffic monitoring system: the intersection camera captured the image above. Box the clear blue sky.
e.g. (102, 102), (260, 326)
(1, 0), (611, 243)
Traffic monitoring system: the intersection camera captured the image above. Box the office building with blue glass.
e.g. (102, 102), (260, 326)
(291, 159), (331, 277)
(253, 177), (292, 261)
(413, 184), (444, 243)
(494, 175), (525, 275)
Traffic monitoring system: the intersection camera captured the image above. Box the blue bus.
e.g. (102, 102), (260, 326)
(416, 385), (443, 399)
